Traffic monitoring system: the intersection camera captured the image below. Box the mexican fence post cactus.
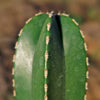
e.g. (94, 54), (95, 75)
(12, 12), (89, 100)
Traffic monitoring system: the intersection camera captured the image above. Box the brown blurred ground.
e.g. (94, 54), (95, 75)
(0, 0), (100, 100)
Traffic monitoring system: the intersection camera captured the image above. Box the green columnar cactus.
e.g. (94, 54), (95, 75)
(12, 12), (89, 100)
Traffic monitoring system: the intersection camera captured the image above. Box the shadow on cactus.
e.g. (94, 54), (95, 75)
(12, 12), (89, 100)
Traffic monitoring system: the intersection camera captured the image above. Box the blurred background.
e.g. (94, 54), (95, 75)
(0, 0), (100, 100)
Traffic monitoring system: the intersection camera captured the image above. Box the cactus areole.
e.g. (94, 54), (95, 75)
(13, 12), (89, 100)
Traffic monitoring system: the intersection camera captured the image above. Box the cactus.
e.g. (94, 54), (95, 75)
(12, 12), (89, 100)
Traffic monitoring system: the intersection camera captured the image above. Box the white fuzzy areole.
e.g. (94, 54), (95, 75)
(44, 69), (48, 78)
(47, 23), (51, 31)
(44, 95), (48, 100)
(44, 84), (48, 92)
(46, 36), (50, 45)
(86, 71), (89, 79)
(25, 18), (32, 24)
(72, 19), (79, 26)
(86, 57), (89, 66)
(84, 43), (88, 51)
(13, 55), (15, 62)
(80, 30), (85, 38)
(47, 11), (54, 17)
(35, 12), (43, 16)
(15, 42), (18, 49)
(61, 13), (69, 17)
(18, 29), (23, 37)
(84, 94), (87, 100)
(85, 82), (88, 90)
(13, 90), (16, 96)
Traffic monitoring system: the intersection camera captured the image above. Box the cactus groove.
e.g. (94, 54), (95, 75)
(13, 12), (89, 100)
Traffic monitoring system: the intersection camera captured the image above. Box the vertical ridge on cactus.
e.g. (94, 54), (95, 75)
(13, 14), (49, 100)
(60, 14), (87, 100)
(32, 15), (51, 100)
(13, 12), (88, 100)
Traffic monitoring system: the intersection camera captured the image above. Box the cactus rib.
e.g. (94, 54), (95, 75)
(13, 13), (50, 100)
(44, 22), (51, 100)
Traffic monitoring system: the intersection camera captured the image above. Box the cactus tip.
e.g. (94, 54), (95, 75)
(48, 11), (54, 17)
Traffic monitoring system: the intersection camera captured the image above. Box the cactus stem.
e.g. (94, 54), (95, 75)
(14, 13), (88, 100)
(12, 79), (15, 87)
(86, 57), (89, 66)
(13, 90), (16, 96)
(85, 82), (88, 90)
(84, 43), (88, 51)
(12, 68), (14, 75)
(86, 71), (89, 79)
(80, 30), (85, 38)
(18, 29), (23, 37)
(25, 18), (32, 24)
(72, 19), (79, 26)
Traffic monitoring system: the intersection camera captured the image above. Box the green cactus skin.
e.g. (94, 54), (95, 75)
(13, 12), (89, 100)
